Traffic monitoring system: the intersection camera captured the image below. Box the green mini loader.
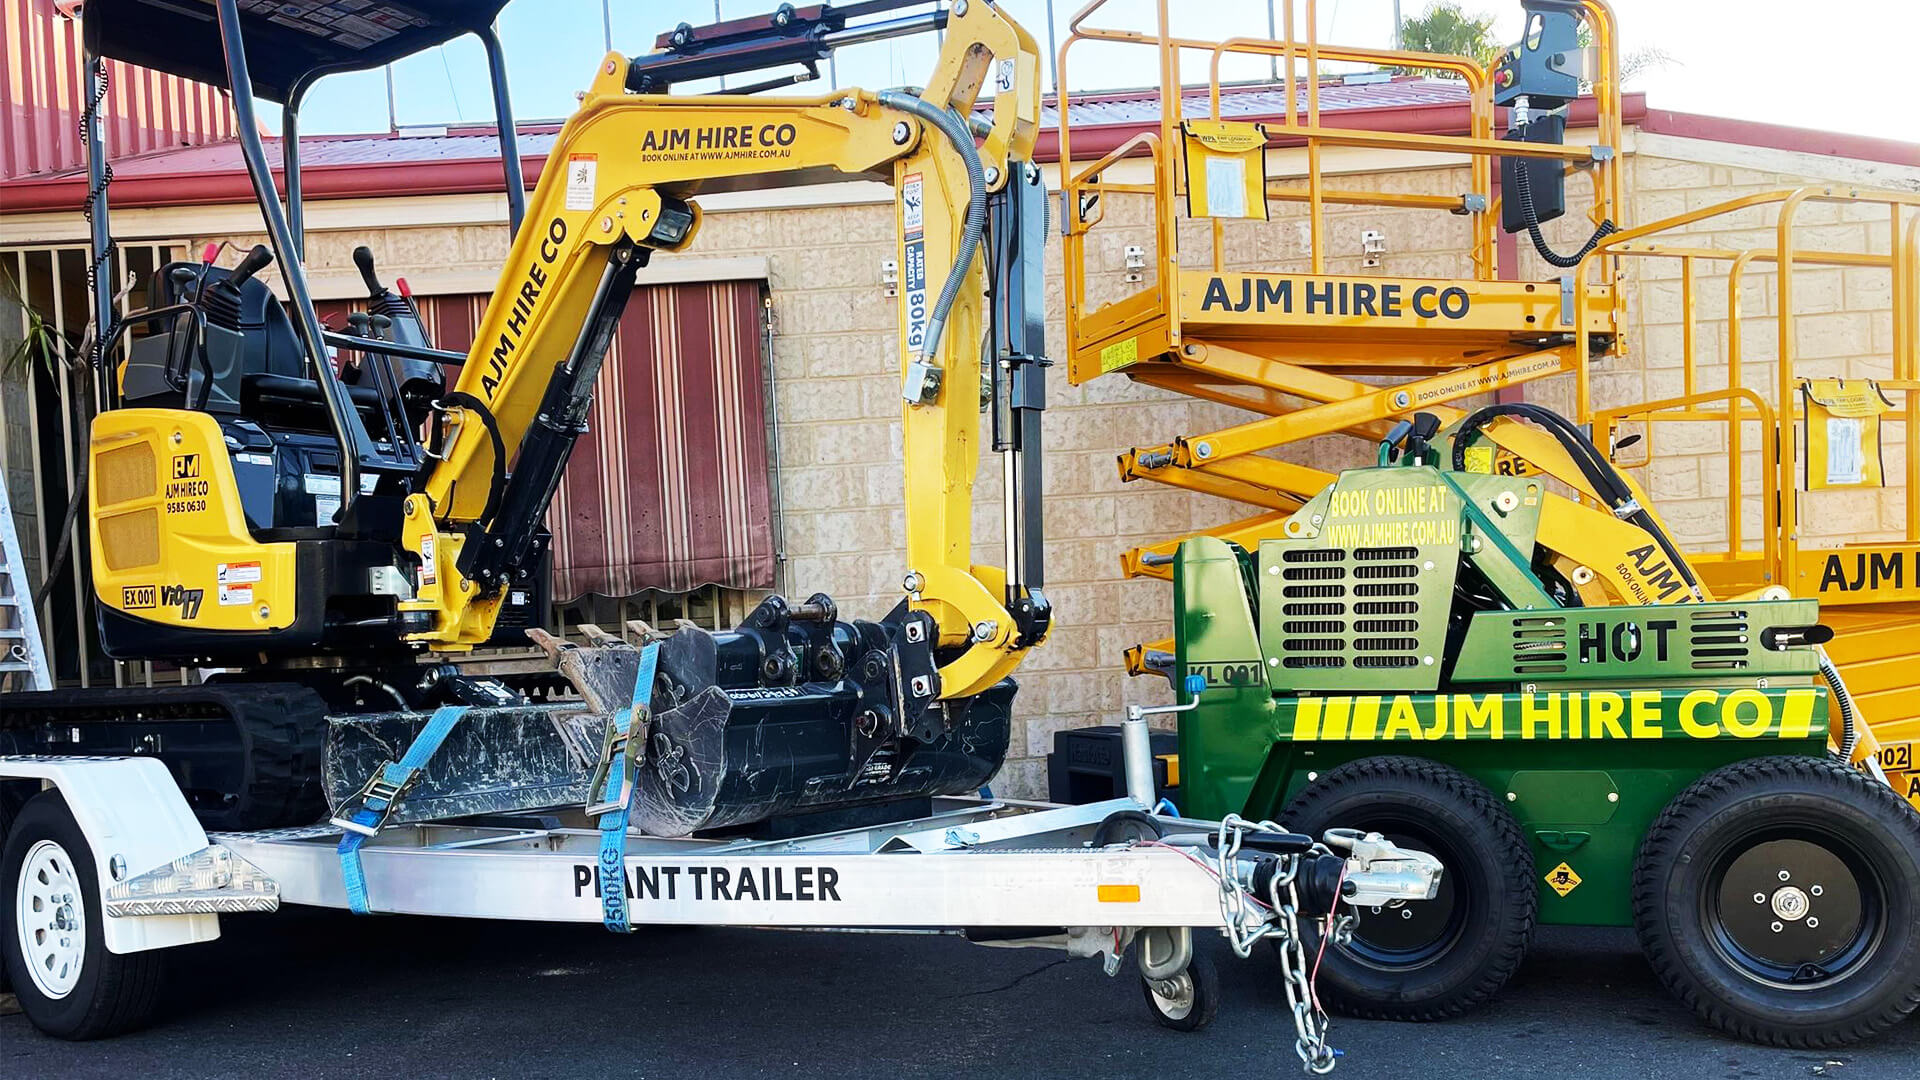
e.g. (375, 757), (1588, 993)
(1171, 408), (1920, 1048)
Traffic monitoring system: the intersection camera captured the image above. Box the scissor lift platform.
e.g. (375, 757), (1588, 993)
(1071, 272), (1619, 382)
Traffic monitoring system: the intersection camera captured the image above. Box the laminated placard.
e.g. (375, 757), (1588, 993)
(1801, 378), (1896, 489)
(1182, 120), (1270, 221)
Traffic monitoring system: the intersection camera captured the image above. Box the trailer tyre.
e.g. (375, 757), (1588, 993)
(2, 791), (165, 1039)
(1633, 755), (1920, 1048)
(1280, 755), (1535, 1020)
(1142, 946), (1220, 1031)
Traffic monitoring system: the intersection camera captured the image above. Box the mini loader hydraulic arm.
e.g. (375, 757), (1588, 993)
(404, 0), (1053, 706)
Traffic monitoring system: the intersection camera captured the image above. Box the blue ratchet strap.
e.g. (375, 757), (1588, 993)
(333, 705), (469, 915)
(594, 643), (661, 933)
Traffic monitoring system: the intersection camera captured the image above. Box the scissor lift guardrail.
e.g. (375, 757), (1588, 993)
(1056, 0), (1629, 674)
(1591, 187), (1920, 799)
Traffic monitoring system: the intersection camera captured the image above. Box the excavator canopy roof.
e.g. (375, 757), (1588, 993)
(83, 0), (513, 104)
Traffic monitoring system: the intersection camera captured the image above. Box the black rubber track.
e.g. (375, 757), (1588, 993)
(1281, 754), (1537, 1021)
(0, 682), (328, 830)
(1632, 755), (1920, 1048)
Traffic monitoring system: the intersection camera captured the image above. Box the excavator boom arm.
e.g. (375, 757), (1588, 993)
(402, 2), (1050, 699)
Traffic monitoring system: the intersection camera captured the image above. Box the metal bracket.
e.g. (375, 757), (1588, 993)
(105, 844), (279, 917)
(903, 360), (943, 405)
(1559, 274), (1576, 329)
(1360, 229), (1387, 268)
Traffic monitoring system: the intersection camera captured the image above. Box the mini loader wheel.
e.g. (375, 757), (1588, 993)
(1, 791), (164, 1039)
(1280, 756), (1536, 1020)
(1633, 756), (1920, 1048)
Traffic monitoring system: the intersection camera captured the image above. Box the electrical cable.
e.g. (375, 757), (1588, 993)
(1817, 645), (1861, 764)
(1509, 137), (1616, 268)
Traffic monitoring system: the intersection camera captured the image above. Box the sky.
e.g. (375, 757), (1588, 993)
(275, 0), (1919, 143)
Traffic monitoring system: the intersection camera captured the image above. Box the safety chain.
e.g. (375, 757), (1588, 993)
(1211, 814), (1339, 1074)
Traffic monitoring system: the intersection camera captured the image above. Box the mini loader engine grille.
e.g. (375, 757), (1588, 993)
(1262, 543), (1450, 690)
(1688, 607), (1753, 670)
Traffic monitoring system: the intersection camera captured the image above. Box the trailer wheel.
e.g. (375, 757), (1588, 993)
(1, 791), (164, 1039)
(1280, 755), (1535, 1020)
(1141, 946), (1219, 1031)
(1633, 755), (1920, 1048)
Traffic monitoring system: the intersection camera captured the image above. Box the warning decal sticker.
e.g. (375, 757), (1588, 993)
(1546, 862), (1582, 898)
(565, 154), (599, 212)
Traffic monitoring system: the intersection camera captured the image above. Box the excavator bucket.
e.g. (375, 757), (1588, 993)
(321, 627), (728, 827)
(323, 597), (1015, 835)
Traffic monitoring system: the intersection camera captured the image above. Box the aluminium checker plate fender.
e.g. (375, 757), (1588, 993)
(0, 755), (220, 953)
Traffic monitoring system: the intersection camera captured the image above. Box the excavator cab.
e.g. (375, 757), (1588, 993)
(78, 0), (539, 660)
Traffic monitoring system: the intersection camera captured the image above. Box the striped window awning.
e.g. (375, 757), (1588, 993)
(326, 278), (776, 599)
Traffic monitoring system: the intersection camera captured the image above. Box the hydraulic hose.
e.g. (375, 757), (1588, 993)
(1510, 150), (1617, 269)
(1451, 403), (1702, 599)
(1817, 646), (1861, 764)
(877, 89), (986, 364)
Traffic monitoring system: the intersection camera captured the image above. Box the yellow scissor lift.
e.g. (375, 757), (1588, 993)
(1594, 189), (1920, 801)
(1057, 0), (1916, 788)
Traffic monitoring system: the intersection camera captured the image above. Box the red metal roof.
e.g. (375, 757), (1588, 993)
(8, 73), (1913, 217)
(2, 0), (237, 182)
(0, 77), (1500, 213)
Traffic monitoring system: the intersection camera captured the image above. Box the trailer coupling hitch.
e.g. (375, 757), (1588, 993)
(1199, 817), (1443, 1074)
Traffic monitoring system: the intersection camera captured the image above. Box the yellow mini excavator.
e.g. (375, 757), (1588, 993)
(2, 0), (1055, 836)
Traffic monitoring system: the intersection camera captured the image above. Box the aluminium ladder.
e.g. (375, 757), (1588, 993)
(0, 476), (51, 691)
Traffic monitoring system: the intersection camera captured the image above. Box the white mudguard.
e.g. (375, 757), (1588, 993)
(0, 755), (220, 953)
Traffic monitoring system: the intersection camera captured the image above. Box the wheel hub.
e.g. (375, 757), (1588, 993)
(1715, 838), (1867, 978)
(1770, 885), (1810, 922)
(16, 839), (86, 1000)
(1149, 971), (1196, 1019)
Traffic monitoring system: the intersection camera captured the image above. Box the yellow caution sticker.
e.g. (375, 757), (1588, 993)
(1463, 445), (1495, 474)
(1546, 862), (1582, 898)
(1100, 336), (1139, 373)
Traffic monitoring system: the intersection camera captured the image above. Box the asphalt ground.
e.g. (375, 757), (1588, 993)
(5, 911), (1919, 1079)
